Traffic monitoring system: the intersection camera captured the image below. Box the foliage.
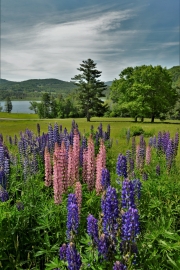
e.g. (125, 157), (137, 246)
(71, 59), (108, 121)
(4, 97), (13, 113)
(110, 65), (178, 122)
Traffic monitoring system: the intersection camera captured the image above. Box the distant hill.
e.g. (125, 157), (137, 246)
(0, 78), (112, 100)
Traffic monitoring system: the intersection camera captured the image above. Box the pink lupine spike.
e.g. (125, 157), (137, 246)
(44, 146), (52, 187)
(95, 140), (106, 194)
(146, 145), (151, 165)
(82, 148), (88, 183)
(86, 135), (95, 191)
(75, 181), (82, 217)
(72, 129), (80, 183)
(67, 145), (74, 187)
(53, 141), (68, 204)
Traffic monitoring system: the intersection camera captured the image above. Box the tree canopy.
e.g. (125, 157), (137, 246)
(71, 59), (107, 121)
(110, 65), (178, 122)
(4, 97), (13, 113)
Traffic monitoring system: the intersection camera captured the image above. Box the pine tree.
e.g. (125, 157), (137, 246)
(71, 59), (107, 121)
(4, 97), (13, 113)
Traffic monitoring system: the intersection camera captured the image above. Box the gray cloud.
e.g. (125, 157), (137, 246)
(1, 0), (179, 82)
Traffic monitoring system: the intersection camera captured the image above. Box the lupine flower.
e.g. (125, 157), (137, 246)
(101, 186), (119, 237)
(166, 139), (175, 171)
(106, 124), (110, 140)
(86, 135), (95, 191)
(156, 164), (160, 176)
(96, 140), (106, 194)
(0, 170), (6, 189)
(44, 146), (52, 187)
(72, 129), (80, 182)
(75, 182), (82, 217)
(54, 123), (60, 146)
(113, 261), (127, 270)
(101, 168), (110, 190)
(132, 179), (141, 201)
(66, 242), (82, 270)
(87, 214), (99, 245)
(98, 233), (109, 259)
(121, 207), (140, 242)
(121, 179), (135, 209)
(67, 194), (79, 240)
(157, 131), (162, 152)
(98, 123), (103, 138)
(152, 135), (156, 148)
(48, 124), (54, 152)
(67, 146), (74, 187)
(162, 131), (170, 153)
(145, 145), (151, 165)
(116, 154), (127, 178)
(16, 201), (24, 211)
(0, 185), (9, 202)
(82, 148), (88, 183)
(59, 243), (67, 261)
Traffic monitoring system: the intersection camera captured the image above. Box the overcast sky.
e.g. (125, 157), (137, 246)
(1, 0), (179, 82)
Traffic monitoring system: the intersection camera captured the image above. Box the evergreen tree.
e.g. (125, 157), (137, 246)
(4, 97), (13, 113)
(71, 59), (107, 121)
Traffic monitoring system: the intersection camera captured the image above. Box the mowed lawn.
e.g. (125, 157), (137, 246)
(0, 113), (180, 161)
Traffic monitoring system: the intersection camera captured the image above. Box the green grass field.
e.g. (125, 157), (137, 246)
(0, 114), (180, 161)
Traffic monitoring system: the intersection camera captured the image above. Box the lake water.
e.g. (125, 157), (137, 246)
(0, 101), (37, 114)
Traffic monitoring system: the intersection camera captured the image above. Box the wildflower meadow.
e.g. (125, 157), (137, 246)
(0, 119), (180, 269)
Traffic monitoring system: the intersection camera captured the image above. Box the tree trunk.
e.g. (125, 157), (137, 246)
(141, 116), (144, 122)
(134, 116), (137, 122)
(151, 114), (155, 123)
(87, 110), (91, 122)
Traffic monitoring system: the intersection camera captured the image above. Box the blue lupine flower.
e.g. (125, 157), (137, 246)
(121, 179), (135, 209)
(101, 186), (119, 237)
(87, 214), (99, 245)
(157, 131), (162, 152)
(54, 123), (60, 145)
(113, 261), (127, 270)
(98, 234), (109, 259)
(101, 168), (110, 190)
(142, 172), (148, 181)
(116, 154), (127, 178)
(66, 194), (79, 240)
(121, 207), (140, 242)
(0, 170), (6, 189)
(59, 243), (67, 261)
(0, 185), (9, 202)
(132, 179), (141, 201)
(66, 242), (81, 270)
(166, 139), (175, 171)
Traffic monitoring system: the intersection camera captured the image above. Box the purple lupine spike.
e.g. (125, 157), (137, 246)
(101, 186), (119, 237)
(121, 207), (140, 242)
(0, 134), (3, 143)
(95, 131), (99, 147)
(121, 179), (135, 209)
(59, 243), (67, 261)
(0, 185), (9, 202)
(87, 214), (99, 245)
(101, 168), (111, 190)
(0, 144), (4, 168)
(66, 242), (82, 270)
(132, 179), (141, 201)
(98, 234), (109, 259)
(66, 194), (79, 240)
(116, 154), (127, 178)
(69, 131), (74, 146)
(162, 131), (170, 153)
(113, 261), (127, 270)
(157, 131), (162, 152)
(166, 139), (175, 171)
(48, 124), (54, 152)
(71, 119), (76, 130)
(54, 123), (60, 146)
(156, 164), (160, 176)
(0, 170), (6, 189)
(4, 157), (10, 178)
